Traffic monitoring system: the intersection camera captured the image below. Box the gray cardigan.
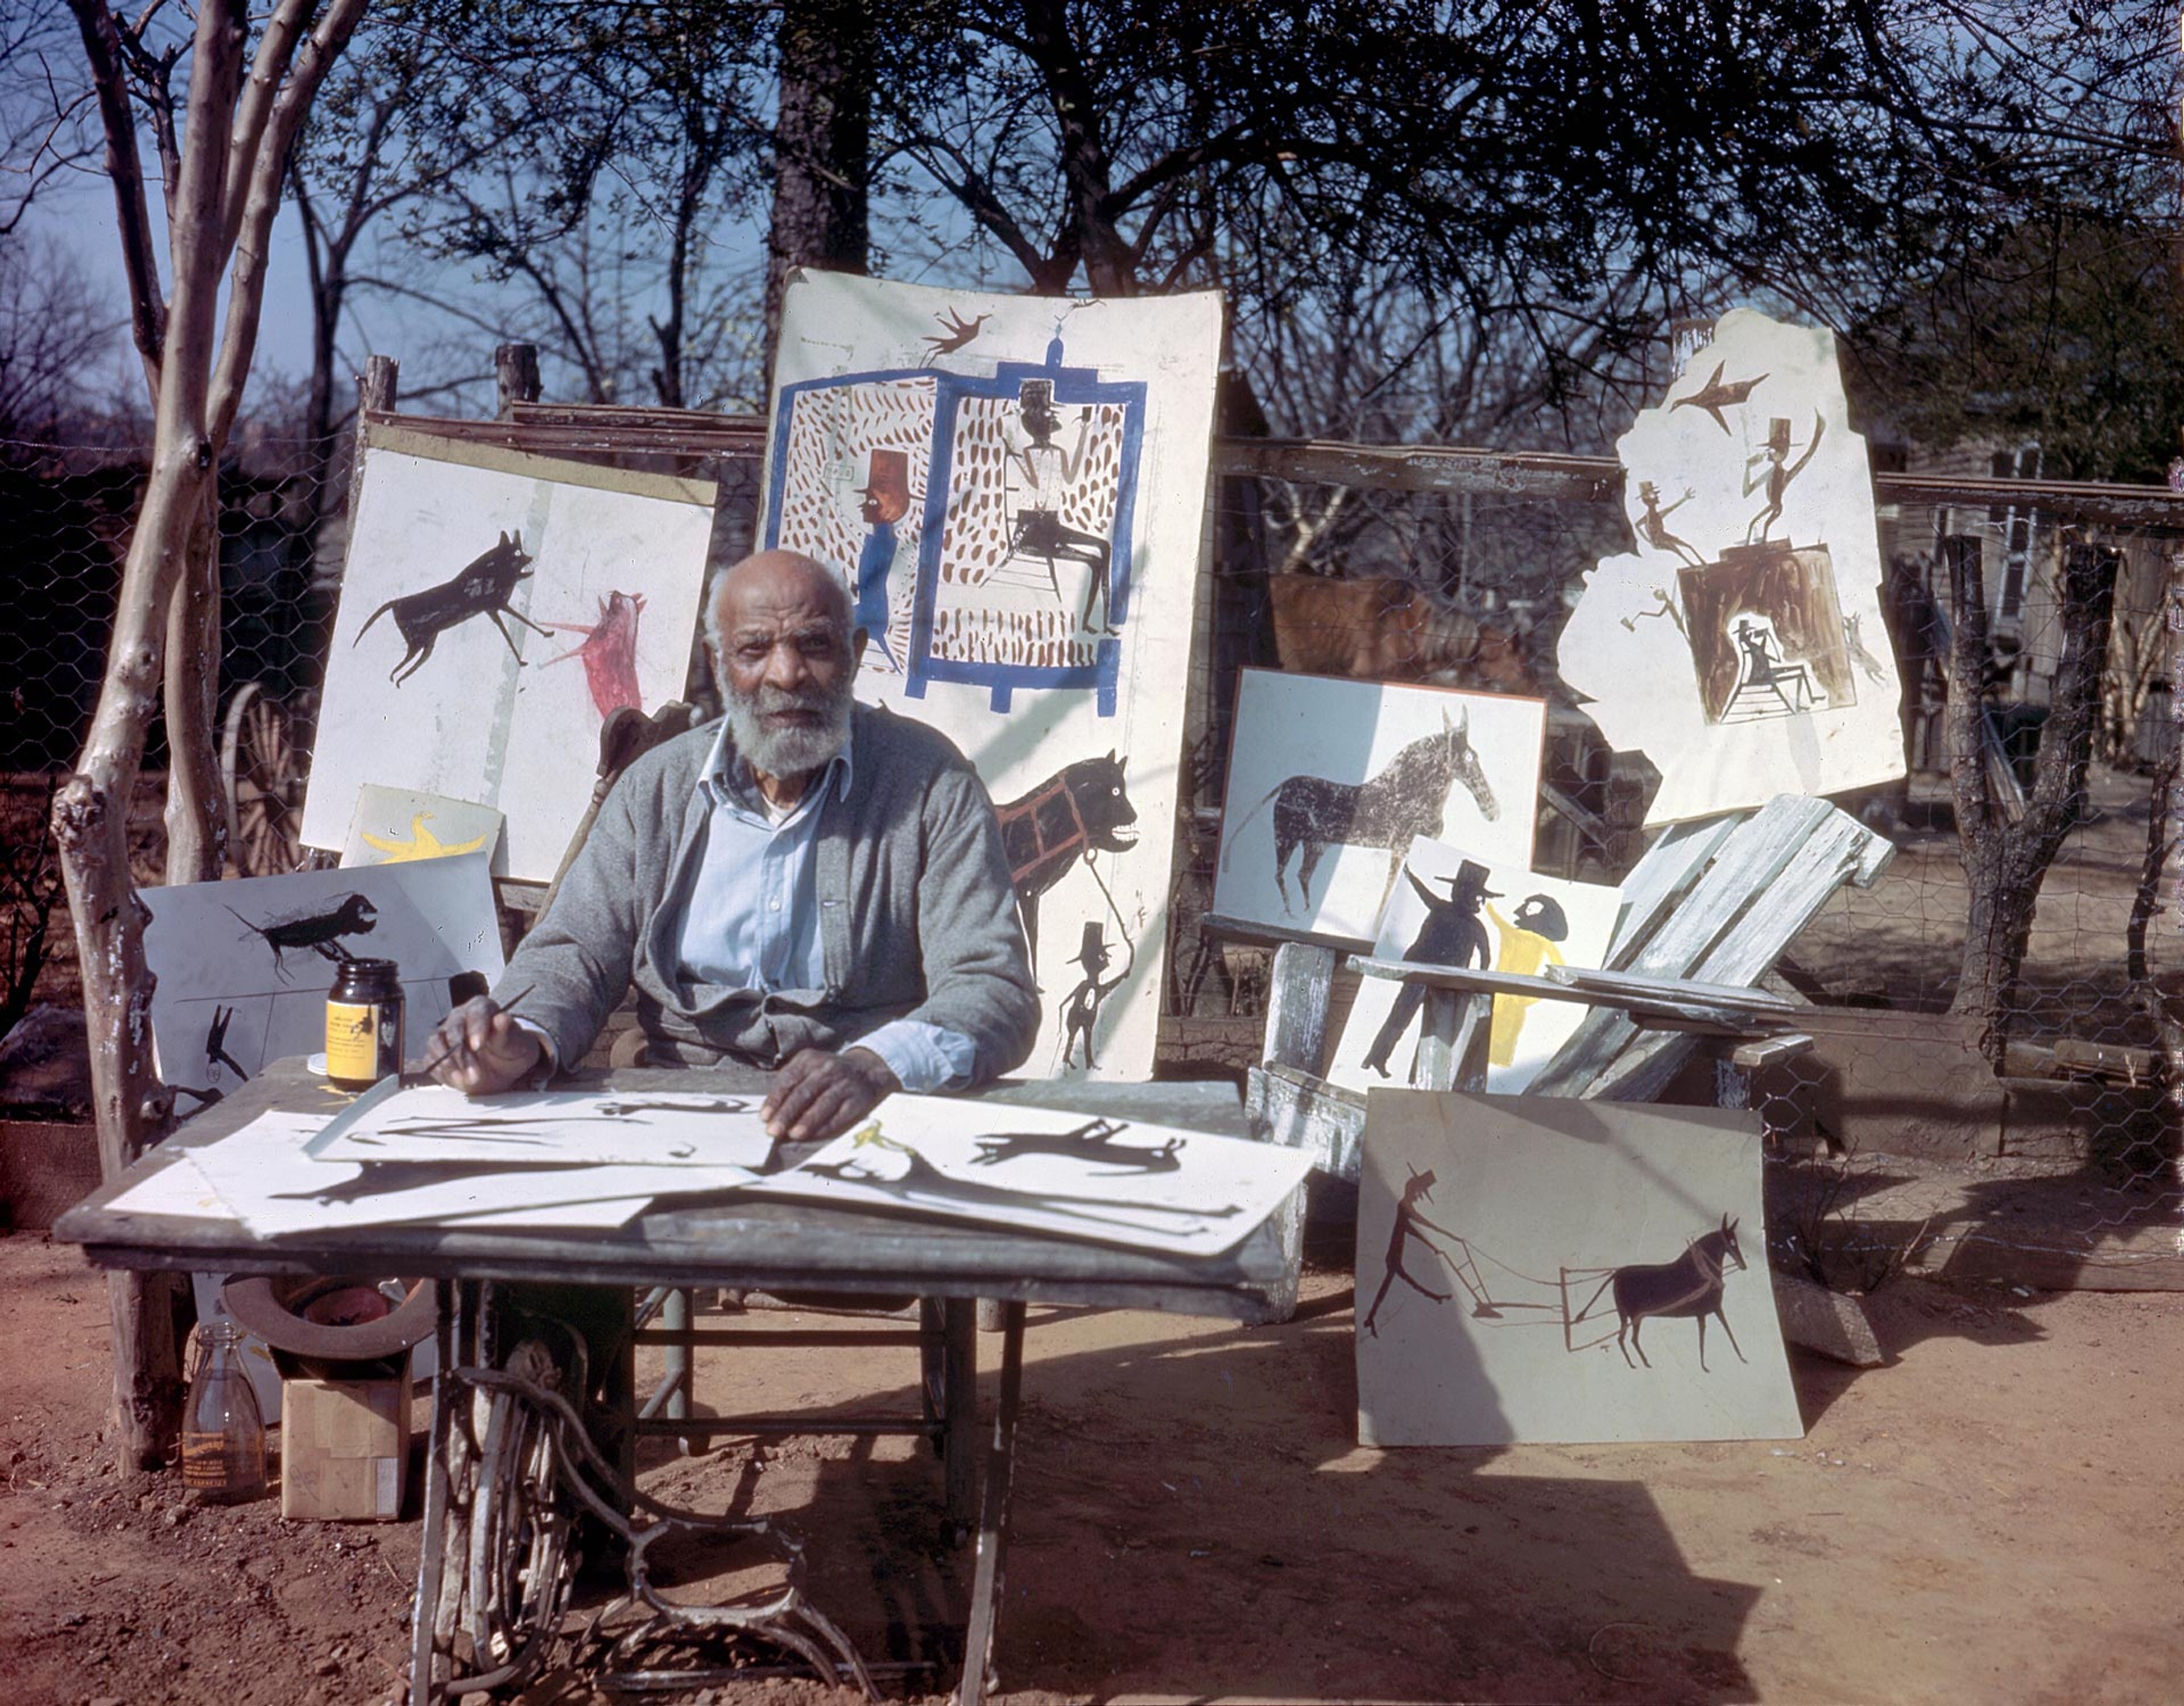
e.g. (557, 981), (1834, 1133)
(500, 704), (1039, 1085)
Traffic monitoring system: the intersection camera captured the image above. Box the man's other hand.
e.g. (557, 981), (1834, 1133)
(425, 996), (544, 1095)
(763, 1046), (900, 1142)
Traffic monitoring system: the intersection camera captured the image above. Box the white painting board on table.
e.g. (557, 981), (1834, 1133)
(340, 785), (507, 875)
(305, 1079), (775, 1170)
(743, 1092), (1309, 1257)
(1210, 669), (1546, 945)
(1327, 843), (1621, 1093)
(301, 426), (717, 879)
(184, 1111), (753, 1238)
(1356, 1090), (1800, 1446)
(1555, 309), (1905, 825)
(107, 1133), (652, 1233)
(142, 852), (503, 1107)
(763, 271), (1223, 1082)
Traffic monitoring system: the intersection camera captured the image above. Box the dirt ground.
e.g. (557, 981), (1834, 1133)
(4, 1231), (2181, 1706)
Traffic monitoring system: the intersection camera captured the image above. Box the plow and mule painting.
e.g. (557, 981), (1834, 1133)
(762, 271), (1223, 1079)
(1356, 1090), (1799, 1446)
(301, 428), (716, 880)
(1211, 669), (1545, 945)
(1556, 308), (1905, 825)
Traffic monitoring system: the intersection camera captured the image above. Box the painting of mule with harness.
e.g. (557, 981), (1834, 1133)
(1213, 673), (1546, 941)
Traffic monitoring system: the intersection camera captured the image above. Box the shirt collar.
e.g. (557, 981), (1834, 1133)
(698, 714), (855, 818)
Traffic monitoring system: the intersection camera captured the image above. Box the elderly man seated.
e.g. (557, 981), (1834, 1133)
(427, 548), (1039, 1138)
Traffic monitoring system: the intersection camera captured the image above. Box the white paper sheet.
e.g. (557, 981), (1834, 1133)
(179, 1111), (751, 1237)
(1556, 309), (1905, 824)
(305, 1080), (775, 1169)
(741, 1091), (1308, 1256)
(107, 1127), (657, 1231)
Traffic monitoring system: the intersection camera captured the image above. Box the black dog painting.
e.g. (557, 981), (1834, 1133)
(352, 530), (549, 685)
(745, 1092), (1311, 1257)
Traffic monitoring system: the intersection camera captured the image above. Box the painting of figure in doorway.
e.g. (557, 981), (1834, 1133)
(762, 272), (1221, 1084)
(1678, 543), (1858, 724)
(1552, 309), (1905, 825)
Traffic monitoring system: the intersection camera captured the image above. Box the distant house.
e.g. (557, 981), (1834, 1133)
(1867, 429), (2172, 769)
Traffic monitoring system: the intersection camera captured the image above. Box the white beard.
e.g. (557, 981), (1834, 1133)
(723, 679), (853, 780)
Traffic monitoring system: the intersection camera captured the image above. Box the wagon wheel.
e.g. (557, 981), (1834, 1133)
(220, 682), (304, 876)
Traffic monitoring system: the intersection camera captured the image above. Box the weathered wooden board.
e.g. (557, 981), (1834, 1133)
(1530, 796), (1893, 1100)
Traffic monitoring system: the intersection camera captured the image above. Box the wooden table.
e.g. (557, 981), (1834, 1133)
(55, 1059), (1295, 1704)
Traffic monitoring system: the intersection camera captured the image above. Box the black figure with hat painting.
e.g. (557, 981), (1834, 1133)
(855, 448), (912, 672)
(1058, 920), (1130, 1070)
(1362, 858), (1498, 1079)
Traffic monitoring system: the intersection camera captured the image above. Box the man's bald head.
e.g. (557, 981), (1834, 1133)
(705, 548), (867, 793)
(704, 549), (851, 660)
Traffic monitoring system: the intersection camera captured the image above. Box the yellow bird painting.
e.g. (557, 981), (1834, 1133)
(359, 812), (489, 863)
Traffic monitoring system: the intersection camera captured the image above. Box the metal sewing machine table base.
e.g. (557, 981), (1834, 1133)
(56, 1061), (1292, 1705)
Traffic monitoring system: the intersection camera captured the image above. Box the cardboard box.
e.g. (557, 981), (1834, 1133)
(280, 1372), (411, 1521)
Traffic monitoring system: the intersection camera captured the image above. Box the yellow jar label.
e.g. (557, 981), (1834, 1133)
(325, 999), (385, 1081)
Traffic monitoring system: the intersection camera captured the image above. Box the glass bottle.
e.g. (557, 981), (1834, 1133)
(179, 1320), (267, 1504)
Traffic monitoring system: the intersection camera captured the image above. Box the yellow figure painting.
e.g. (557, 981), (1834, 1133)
(1485, 893), (1571, 1068)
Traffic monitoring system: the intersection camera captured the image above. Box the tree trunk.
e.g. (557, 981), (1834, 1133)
(1948, 539), (2122, 1059)
(163, 480), (226, 883)
(763, 0), (871, 368)
(53, 0), (249, 1472)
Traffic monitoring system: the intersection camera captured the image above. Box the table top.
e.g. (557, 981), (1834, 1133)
(53, 1061), (1294, 1323)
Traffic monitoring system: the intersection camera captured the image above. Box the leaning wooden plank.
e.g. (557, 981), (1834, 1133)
(1411, 989), (1493, 1092)
(1244, 1062), (1366, 1179)
(1531, 797), (1885, 1099)
(1261, 941), (1339, 1076)
(1584, 810), (1896, 1102)
(1771, 1270), (1884, 1367)
(1544, 963), (1801, 1017)
(1606, 811), (1744, 964)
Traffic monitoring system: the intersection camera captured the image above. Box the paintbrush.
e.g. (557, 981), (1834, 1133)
(403, 984), (536, 1087)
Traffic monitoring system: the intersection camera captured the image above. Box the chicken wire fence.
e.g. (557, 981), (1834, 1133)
(6, 421), (2177, 1282)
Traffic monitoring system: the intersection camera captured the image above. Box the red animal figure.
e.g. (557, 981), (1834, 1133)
(1267, 573), (1532, 691)
(541, 590), (646, 719)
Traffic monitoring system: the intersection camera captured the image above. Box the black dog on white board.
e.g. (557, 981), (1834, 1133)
(353, 530), (551, 684)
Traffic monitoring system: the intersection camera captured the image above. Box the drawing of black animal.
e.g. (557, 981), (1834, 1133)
(352, 530), (551, 684)
(992, 752), (1136, 963)
(225, 893), (378, 977)
(1219, 710), (1497, 914)
(1582, 1214), (1748, 1373)
(969, 1117), (1183, 1174)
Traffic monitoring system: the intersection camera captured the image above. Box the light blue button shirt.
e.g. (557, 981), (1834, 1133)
(673, 719), (976, 1092)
